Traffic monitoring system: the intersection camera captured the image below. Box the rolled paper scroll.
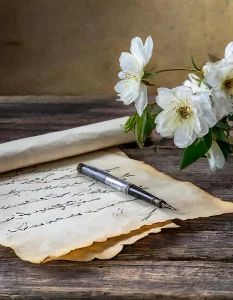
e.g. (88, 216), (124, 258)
(0, 116), (134, 174)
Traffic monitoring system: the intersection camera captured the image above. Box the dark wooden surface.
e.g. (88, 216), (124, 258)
(0, 96), (233, 300)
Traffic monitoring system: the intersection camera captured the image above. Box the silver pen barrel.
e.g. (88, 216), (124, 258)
(77, 163), (176, 210)
(77, 163), (130, 193)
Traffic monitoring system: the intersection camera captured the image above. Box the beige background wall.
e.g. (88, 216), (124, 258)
(0, 0), (232, 96)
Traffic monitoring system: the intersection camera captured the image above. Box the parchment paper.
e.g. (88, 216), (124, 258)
(0, 117), (172, 263)
(1, 150), (233, 263)
(0, 116), (134, 174)
(46, 221), (177, 262)
(58, 147), (175, 263)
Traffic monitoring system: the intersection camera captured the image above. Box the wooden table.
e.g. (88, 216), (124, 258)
(0, 96), (233, 300)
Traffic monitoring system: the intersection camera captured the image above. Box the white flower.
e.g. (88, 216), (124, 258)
(203, 42), (233, 118)
(114, 36), (153, 116)
(183, 73), (209, 93)
(203, 41), (233, 74)
(155, 86), (217, 148)
(207, 141), (225, 171)
(205, 63), (233, 118)
(183, 74), (224, 121)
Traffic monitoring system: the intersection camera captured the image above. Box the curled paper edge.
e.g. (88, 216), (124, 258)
(42, 221), (178, 263)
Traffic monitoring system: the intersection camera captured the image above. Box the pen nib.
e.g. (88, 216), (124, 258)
(160, 201), (176, 211)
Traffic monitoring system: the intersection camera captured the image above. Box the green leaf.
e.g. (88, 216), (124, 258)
(217, 140), (232, 159)
(191, 55), (201, 72)
(135, 114), (145, 148)
(215, 119), (231, 130)
(123, 114), (137, 133)
(228, 114), (233, 121)
(180, 130), (212, 170)
(124, 115), (133, 128)
(221, 116), (228, 123)
(204, 130), (213, 149)
(144, 114), (156, 137)
(135, 107), (157, 147)
(141, 109), (148, 139)
(212, 126), (228, 143)
(142, 72), (157, 79)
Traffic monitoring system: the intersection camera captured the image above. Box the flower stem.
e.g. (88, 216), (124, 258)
(154, 68), (199, 74)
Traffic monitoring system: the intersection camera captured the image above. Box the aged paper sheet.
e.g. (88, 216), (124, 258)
(0, 144), (177, 262)
(0, 116), (134, 173)
(0, 118), (170, 263)
(58, 148), (178, 262)
(0, 150), (233, 263)
(55, 221), (177, 262)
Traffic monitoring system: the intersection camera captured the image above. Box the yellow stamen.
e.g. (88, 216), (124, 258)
(125, 73), (137, 80)
(177, 105), (192, 120)
(222, 77), (233, 91)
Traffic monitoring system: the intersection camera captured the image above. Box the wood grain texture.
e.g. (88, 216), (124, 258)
(0, 96), (233, 300)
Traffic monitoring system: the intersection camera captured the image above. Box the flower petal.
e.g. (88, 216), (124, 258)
(213, 143), (225, 169)
(211, 88), (233, 118)
(202, 109), (217, 127)
(174, 86), (193, 100)
(208, 142), (225, 171)
(216, 151), (226, 169)
(205, 72), (221, 88)
(205, 65), (231, 88)
(187, 131), (196, 146)
(157, 87), (171, 95)
(183, 79), (192, 88)
(193, 116), (209, 136)
(207, 147), (216, 171)
(118, 71), (125, 79)
(156, 110), (177, 137)
(114, 80), (127, 93)
(225, 41), (233, 59)
(191, 92), (212, 118)
(120, 52), (141, 76)
(192, 92), (211, 110)
(192, 101), (203, 117)
(183, 73), (207, 93)
(130, 37), (145, 67)
(186, 120), (197, 146)
(134, 84), (148, 116)
(143, 36), (153, 65)
(174, 122), (193, 148)
(156, 87), (179, 110)
(119, 79), (140, 105)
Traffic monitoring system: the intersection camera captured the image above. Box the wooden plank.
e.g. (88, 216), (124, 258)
(1, 260), (233, 299)
(0, 97), (233, 299)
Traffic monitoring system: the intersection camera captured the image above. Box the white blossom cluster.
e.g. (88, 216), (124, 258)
(115, 37), (233, 171)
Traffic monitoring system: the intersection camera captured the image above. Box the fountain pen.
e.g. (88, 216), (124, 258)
(77, 163), (176, 210)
